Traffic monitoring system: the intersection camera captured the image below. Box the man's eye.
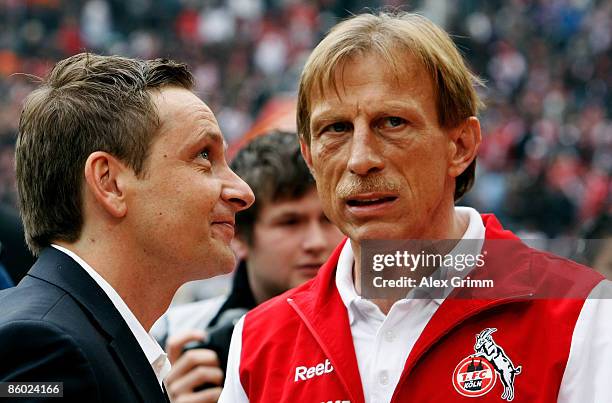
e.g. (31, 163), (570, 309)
(200, 150), (210, 160)
(380, 116), (406, 128)
(326, 122), (349, 133)
(279, 218), (299, 226)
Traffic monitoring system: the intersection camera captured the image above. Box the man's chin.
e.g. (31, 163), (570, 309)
(218, 249), (237, 274)
(345, 222), (403, 242)
(195, 247), (236, 279)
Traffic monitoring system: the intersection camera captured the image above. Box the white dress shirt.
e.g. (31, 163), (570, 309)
(51, 244), (171, 389)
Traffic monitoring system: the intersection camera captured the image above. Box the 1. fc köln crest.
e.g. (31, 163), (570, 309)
(452, 328), (522, 401)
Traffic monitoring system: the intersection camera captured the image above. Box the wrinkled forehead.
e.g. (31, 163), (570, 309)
(309, 48), (431, 104)
(308, 51), (436, 117)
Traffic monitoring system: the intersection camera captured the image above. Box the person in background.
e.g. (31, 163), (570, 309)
(0, 53), (253, 402)
(151, 131), (344, 402)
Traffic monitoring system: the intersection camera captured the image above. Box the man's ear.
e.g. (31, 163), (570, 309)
(83, 151), (130, 218)
(299, 137), (316, 180)
(447, 117), (481, 178)
(231, 236), (249, 261)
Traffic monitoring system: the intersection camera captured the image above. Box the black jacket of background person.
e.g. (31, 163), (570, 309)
(157, 261), (258, 373)
(0, 247), (169, 403)
(208, 261), (257, 330)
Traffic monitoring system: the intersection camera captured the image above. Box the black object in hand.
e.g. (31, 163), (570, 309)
(181, 308), (248, 391)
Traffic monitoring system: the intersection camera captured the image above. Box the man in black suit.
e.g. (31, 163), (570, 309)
(0, 53), (254, 402)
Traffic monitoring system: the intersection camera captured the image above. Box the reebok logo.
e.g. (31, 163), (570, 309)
(294, 358), (334, 382)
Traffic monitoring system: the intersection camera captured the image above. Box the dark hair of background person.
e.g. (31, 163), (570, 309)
(16, 53), (194, 255)
(230, 131), (315, 245)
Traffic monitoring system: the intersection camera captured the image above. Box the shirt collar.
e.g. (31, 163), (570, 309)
(51, 244), (171, 386)
(335, 206), (486, 321)
(335, 240), (360, 324)
(431, 206), (486, 304)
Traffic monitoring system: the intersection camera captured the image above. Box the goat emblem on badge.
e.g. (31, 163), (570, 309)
(452, 328), (522, 401)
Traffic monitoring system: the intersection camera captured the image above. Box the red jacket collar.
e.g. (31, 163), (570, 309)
(287, 238), (365, 403)
(294, 213), (529, 308)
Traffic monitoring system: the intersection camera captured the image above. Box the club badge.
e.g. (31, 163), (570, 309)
(452, 328), (522, 401)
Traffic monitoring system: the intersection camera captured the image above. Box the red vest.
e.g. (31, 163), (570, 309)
(238, 215), (603, 402)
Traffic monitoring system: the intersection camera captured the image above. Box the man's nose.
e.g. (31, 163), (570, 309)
(347, 125), (384, 176)
(222, 169), (255, 212)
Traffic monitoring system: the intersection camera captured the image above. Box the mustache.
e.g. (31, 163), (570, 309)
(336, 175), (401, 199)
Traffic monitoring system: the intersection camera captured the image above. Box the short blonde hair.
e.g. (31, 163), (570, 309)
(297, 11), (484, 200)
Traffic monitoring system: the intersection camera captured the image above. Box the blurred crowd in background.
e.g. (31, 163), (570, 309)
(0, 0), (610, 242)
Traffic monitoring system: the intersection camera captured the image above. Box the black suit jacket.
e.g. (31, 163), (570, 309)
(0, 247), (169, 403)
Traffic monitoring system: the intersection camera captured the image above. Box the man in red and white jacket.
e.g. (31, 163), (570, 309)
(220, 11), (612, 403)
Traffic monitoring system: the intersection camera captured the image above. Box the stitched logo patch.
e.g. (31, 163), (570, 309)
(453, 356), (497, 398)
(453, 328), (522, 401)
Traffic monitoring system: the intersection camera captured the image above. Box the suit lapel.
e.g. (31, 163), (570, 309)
(109, 325), (168, 403)
(27, 247), (166, 403)
(161, 382), (171, 403)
